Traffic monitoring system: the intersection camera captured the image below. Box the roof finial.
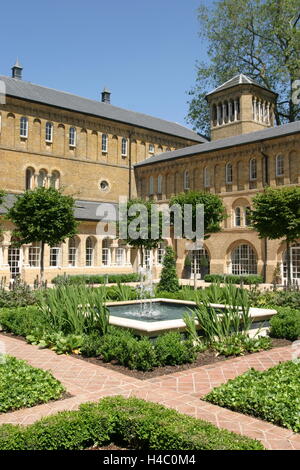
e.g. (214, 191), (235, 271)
(12, 58), (23, 80)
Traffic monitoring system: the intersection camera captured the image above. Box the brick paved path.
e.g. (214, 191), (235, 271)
(1, 333), (299, 450)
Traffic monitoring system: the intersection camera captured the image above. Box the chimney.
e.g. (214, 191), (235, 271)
(101, 87), (111, 104)
(12, 58), (23, 79)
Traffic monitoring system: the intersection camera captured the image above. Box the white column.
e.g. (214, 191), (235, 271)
(258, 100), (262, 122)
(125, 246), (131, 266)
(266, 103), (270, 125)
(234, 100), (238, 121)
(228, 101), (232, 122)
(1, 244), (9, 267)
(217, 105), (221, 126)
(253, 98), (257, 121)
(222, 103), (226, 125)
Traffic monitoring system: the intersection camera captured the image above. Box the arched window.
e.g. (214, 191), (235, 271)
(45, 122), (53, 143)
(191, 248), (210, 278)
(184, 170), (190, 190)
(20, 117), (28, 138)
(25, 167), (34, 190)
(121, 137), (128, 157)
(102, 134), (108, 152)
(85, 237), (94, 266)
(69, 127), (76, 147)
(149, 176), (154, 195)
(276, 155), (284, 177)
(37, 169), (47, 188)
(245, 206), (251, 226)
(102, 238), (110, 266)
(231, 244), (257, 275)
(234, 207), (241, 227)
(149, 143), (155, 154)
(50, 171), (60, 189)
(68, 238), (77, 266)
(249, 158), (257, 180)
(157, 175), (162, 194)
(204, 167), (210, 188)
(225, 163), (233, 184)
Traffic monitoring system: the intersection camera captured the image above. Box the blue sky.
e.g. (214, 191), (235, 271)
(0, 0), (210, 127)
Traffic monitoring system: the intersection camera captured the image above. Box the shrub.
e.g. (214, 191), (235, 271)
(80, 332), (103, 357)
(155, 332), (197, 365)
(127, 338), (157, 371)
(205, 361), (300, 432)
(269, 307), (300, 341)
(0, 355), (65, 413)
(0, 279), (37, 308)
(0, 306), (43, 337)
(157, 246), (180, 293)
(204, 274), (263, 285)
(211, 334), (272, 357)
(250, 289), (300, 309)
(0, 396), (264, 450)
(52, 273), (140, 285)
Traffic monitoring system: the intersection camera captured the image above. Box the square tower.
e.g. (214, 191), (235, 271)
(206, 74), (277, 141)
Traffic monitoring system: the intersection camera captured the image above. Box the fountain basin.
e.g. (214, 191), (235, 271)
(106, 298), (277, 337)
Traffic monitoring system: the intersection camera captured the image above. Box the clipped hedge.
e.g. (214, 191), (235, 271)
(205, 361), (300, 432)
(204, 274), (263, 285)
(0, 396), (264, 450)
(269, 307), (300, 341)
(52, 273), (140, 285)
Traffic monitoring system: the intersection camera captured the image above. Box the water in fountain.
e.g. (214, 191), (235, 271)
(137, 264), (161, 319)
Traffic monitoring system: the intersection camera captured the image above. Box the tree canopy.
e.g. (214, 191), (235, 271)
(187, 0), (300, 136)
(6, 187), (78, 282)
(250, 186), (300, 285)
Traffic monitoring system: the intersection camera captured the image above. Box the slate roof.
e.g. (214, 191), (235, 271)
(0, 194), (118, 221)
(0, 75), (206, 143)
(206, 74), (277, 97)
(135, 121), (300, 168)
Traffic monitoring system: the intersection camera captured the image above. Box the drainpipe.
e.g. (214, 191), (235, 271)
(128, 130), (134, 200)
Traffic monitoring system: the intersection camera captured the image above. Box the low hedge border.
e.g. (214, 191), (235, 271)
(204, 274), (263, 285)
(0, 396), (264, 450)
(52, 273), (140, 285)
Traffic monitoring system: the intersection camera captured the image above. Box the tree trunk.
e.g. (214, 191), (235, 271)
(193, 251), (197, 290)
(40, 241), (45, 286)
(286, 239), (291, 289)
(140, 247), (144, 268)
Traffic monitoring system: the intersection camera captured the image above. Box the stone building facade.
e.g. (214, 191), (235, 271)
(135, 75), (300, 285)
(0, 62), (205, 284)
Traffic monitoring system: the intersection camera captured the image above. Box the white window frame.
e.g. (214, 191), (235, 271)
(50, 247), (61, 267)
(85, 237), (94, 267)
(282, 245), (300, 284)
(234, 207), (242, 227)
(276, 155), (284, 177)
(45, 122), (53, 143)
(102, 134), (108, 153)
(20, 117), (28, 138)
(184, 170), (190, 190)
(231, 244), (257, 275)
(204, 167), (210, 188)
(225, 163), (233, 184)
(69, 127), (76, 147)
(68, 239), (77, 267)
(29, 245), (40, 267)
(249, 158), (257, 181)
(116, 247), (125, 266)
(121, 137), (128, 157)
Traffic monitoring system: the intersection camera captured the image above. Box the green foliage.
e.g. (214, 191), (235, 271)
(205, 361), (300, 432)
(118, 198), (163, 261)
(0, 355), (65, 413)
(170, 191), (226, 238)
(35, 285), (109, 336)
(0, 396), (264, 450)
(6, 187), (78, 281)
(105, 284), (139, 301)
(250, 187), (300, 242)
(80, 331), (103, 357)
(0, 306), (43, 337)
(269, 307), (300, 341)
(204, 274), (263, 285)
(251, 289), (300, 309)
(187, 0), (300, 134)
(157, 246), (180, 293)
(155, 332), (197, 365)
(191, 286), (252, 343)
(0, 283), (37, 308)
(211, 334), (272, 357)
(26, 331), (83, 355)
(52, 273), (140, 285)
